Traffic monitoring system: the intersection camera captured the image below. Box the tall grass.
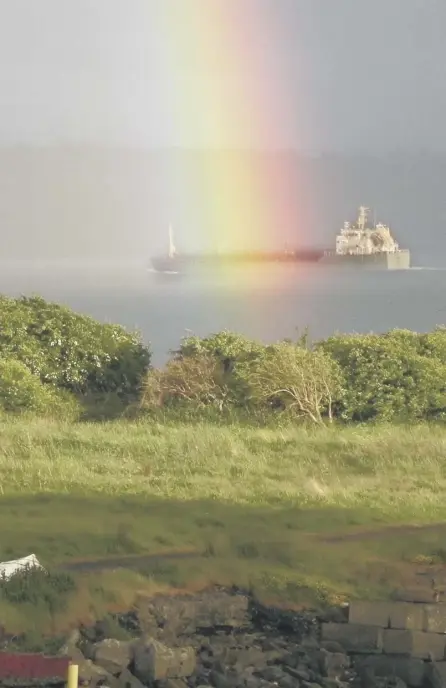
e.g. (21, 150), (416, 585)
(1, 416), (446, 638)
(1, 417), (446, 513)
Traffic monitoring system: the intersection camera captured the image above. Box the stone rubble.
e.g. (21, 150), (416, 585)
(59, 589), (446, 688)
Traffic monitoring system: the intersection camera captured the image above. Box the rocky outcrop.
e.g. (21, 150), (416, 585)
(137, 590), (251, 640)
(57, 588), (446, 688)
(61, 590), (335, 688)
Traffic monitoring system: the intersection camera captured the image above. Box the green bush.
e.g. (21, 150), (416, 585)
(318, 329), (446, 421)
(419, 327), (446, 361)
(0, 358), (80, 417)
(0, 566), (75, 613)
(0, 295), (151, 399)
(177, 330), (266, 363)
(175, 331), (269, 407)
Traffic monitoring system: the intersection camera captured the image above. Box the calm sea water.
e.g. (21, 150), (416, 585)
(1, 262), (446, 365)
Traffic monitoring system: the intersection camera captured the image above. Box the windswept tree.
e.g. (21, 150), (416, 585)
(141, 354), (230, 411)
(241, 342), (343, 424)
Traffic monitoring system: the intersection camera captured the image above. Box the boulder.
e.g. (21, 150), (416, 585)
(320, 640), (345, 653)
(429, 661), (446, 688)
(117, 668), (146, 688)
(59, 637), (118, 687)
(163, 681), (189, 688)
(353, 655), (425, 688)
(133, 637), (196, 683)
(94, 638), (133, 675)
(317, 649), (350, 678)
(322, 622), (383, 653)
(383, 628), (446, 660)
(59, 630), (83, 660)
(424, 604), (446, 633)
(76, 658), (115, 687)
(259, 665), (290, 683)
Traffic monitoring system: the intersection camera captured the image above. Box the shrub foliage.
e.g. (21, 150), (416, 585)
(0, 295), (151, 399)
(146, 327), (446, 424)
(0, 358), (79, 416)
(0, 566), (75, 613)
(146, 332), (343, 424)
(2, 294), (446, 424)
(319, 329), (446, 421)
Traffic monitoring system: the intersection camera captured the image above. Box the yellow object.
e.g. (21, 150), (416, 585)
(67, 663), (79, 688)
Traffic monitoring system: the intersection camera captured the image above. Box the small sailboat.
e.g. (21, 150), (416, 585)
(150, 225), (181, 273)
(168, 225), (176, 260)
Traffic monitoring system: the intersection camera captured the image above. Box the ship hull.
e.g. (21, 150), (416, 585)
(318, 249), (410, 270)
(150, 256), (182, 273)
(150, 250), (325, 273)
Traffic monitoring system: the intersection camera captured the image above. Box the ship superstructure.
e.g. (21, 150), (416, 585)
(335, 206), (400, 255)
(321, 206), (410, 269)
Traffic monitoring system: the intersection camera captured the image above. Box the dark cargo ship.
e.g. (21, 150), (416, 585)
(150, 226), (324, 273)
(150, 208), (411, 273)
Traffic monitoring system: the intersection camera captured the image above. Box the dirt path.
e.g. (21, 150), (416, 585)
(54, 522), (446, 574)
(320, 521), (446, 543)
(58, 549), (202, 572)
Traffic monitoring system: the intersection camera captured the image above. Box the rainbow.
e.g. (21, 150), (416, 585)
(151, 2), (313, 255)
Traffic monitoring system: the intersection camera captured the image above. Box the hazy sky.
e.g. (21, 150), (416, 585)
(0, 0), (444, 151)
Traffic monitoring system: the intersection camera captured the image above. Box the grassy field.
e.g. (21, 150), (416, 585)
(3, 416), (446, 641)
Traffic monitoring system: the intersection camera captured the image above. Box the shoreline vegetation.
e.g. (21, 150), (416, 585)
(1, 294), (446, 648)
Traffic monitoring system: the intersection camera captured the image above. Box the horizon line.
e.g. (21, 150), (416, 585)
(0, 143), (441, 156)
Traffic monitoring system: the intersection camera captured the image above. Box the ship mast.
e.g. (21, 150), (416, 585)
(168, 225), (176, 259)
(357, 206), (370, 231)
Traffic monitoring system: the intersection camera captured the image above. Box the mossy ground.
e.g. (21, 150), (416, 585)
(2, 416), (446, 641)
